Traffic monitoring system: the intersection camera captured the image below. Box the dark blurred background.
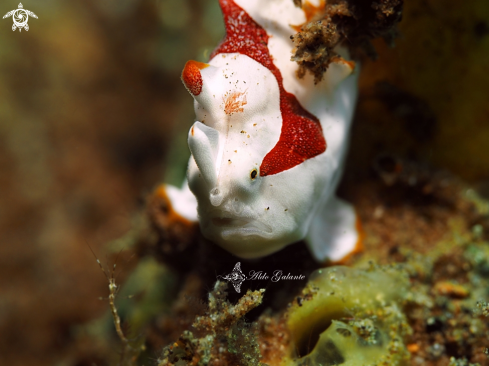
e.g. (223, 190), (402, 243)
(0, 1), (223, 365)
(0, 0), (487, 365)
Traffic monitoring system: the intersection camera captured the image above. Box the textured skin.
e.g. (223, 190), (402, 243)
(213, 0), (326, 176)
(182, 60), (210, 96)
(167, 0), (360, 261)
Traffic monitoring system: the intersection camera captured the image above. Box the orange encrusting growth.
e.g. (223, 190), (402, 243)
(181, 60), (209, 96)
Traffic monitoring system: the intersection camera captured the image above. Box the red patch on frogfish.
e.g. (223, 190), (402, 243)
(212, 0), (326, 176)
(182, 60), (209, 96)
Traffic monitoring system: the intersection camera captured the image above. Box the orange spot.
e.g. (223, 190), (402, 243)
(407, 344), (419, 353)
(187, 60), (209, 70)
(182, 60), (209, 96)
(154, 185), (195, 227)
(290, 24), (301, 32)
(223, 91), (247, 115)
(291, 0), (326, 31)
(433, 281), (469, 299)
(354, 215), (365, 254)
(325, 211), (364, 265)
(331, 55), (356, 73)
(303, 0), (326, 22)
(191, 126), (195, 136)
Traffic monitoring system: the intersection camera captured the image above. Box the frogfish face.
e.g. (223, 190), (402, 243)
(182, 53), (326, 258)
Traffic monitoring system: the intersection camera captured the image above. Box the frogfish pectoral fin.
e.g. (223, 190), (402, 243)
(188, 121), (221, 189)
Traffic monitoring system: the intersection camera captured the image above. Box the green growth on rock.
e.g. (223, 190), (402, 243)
(283, 265), (412, 366)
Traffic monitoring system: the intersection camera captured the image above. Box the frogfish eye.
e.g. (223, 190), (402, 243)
(250, 169), (258, 180)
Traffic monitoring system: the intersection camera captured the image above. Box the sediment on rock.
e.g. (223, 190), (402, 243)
(291, 0), (403, 82)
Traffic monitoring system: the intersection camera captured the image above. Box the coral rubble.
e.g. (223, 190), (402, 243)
(291, 0), (403, 82)
(156, 281), (265, 366)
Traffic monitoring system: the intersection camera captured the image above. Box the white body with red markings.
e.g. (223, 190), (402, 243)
(166, 0), (360, 262)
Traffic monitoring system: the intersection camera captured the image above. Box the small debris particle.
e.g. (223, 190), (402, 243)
(296, 296), (303, 306)
(407, 343), (420, 353)
(433, 281), (470, 299)
(477, 301), (489, 317)
(336, 328), (352, 337)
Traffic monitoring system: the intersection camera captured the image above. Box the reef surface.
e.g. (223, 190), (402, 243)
(0, 0), (488, 365)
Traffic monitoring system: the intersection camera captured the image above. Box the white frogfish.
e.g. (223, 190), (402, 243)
(163, 0), (361, 262)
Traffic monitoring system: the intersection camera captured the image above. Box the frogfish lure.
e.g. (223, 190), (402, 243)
(163, 0), (361, 262)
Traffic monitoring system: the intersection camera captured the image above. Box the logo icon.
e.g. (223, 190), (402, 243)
(218, 262), (306, 293)
(3, 3), (37, 32)
(218, 262), (247, 293)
